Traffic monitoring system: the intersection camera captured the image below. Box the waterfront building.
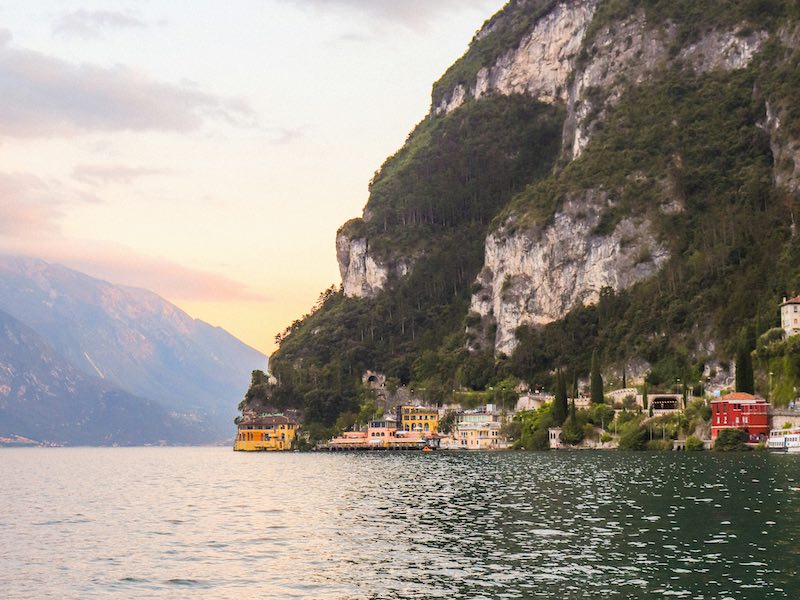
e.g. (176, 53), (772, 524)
(234, 415), (298, 451)
(327, 430), (369, 450)
(456, 405), (508, 450)
(548, 427), (562, 449)
(711, 392), (770, 441)
(780, 296), (800, 338)
(366, 418), (398, 448)
(327, 416), (439, 450)
(397, 405), (439, 433)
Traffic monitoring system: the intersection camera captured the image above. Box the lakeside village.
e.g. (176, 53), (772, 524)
(235, 299), (800, 454)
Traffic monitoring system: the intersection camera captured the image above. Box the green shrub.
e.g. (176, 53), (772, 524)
(560, 420), (585, 446)
(686, 436), (704, 451)
(646, 439), (673, 451)
(618, 425), (648, 450)
(714, 429), (750, 451)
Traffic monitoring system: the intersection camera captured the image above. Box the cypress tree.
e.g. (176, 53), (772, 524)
(735, 326), (755, 394)
(642, 381), (648, 410)
(553, 369), (568, 425)
(590, 348), (604, 404)
(622, 368), (627, 389)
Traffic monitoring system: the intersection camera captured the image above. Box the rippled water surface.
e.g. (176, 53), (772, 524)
(1, 448), (799, 598)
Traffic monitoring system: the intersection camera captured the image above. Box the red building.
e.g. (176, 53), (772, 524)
(711, 392), (771, 442)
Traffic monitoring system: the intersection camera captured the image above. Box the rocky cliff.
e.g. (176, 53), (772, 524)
(274, 0), (800, 423)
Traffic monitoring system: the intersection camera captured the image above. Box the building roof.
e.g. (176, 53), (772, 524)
(239, 415), (296, 428)
(714, 392), (766, 403)
(782, 295), (800, 306)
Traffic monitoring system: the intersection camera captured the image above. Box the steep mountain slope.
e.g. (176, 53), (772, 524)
(0, 256), (266, 437)
(0, 309), (203, 445)
(270, 0), (800, 429)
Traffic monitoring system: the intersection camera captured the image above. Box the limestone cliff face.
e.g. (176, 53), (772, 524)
(470, 193), (669, 356)
(336, 0), (786, 353)
(564, 16), (767, 158)
(336, 233), (388, 299)
(435, 0), (599, 115)
(435, 2), (767, 159)
(432, 1), (769, 356)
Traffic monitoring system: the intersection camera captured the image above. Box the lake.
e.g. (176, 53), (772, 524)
(0, 448), (798, 599)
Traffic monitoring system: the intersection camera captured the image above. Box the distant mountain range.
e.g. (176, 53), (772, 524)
(0, 256), (266, 445)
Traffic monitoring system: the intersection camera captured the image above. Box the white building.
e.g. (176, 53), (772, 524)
(548, 427), (562, 449)
(781, 296), (800, 338)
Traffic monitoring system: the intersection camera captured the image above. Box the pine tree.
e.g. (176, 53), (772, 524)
(591, 348), (604, 404)
(552, 369), (568, 425)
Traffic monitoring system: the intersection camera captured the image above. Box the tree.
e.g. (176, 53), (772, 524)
(590, 348), (604, 404)
(642, 381), (648, 410)
(622, 367), (627, 388)
(559, 400), (584, 445)
(552, 368), (568, 425)
(714, 428), (750, 451)
(735, 326), (755, 394)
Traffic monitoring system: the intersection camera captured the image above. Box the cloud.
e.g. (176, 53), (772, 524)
(53, 10), (148, 39)
(0, 34), (255, 138)
(280, 0), (498, 28)
(0, 171), (268, 303)
(0, 237), (270, 304)
(72, 164), (168, 185)
(0, 172), (65, 237)
(58, 247), (272, 303)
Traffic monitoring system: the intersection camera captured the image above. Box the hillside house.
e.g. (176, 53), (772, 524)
(781, 296), (800, 338)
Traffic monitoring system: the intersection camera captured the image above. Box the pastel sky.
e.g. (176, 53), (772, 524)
(0, 0), (503, 355)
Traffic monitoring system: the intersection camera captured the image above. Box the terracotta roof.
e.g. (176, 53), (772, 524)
(715, 392), (765, 402)
(781, 295), (800, 305)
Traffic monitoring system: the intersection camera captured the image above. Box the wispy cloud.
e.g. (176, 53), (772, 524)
(279, 0), (497, 28)
(0, 30), (255, 138)
(0, 172), (65, 237)
(72, 164), (168, 185)
(53, 10), (148, 39)
(59, 247), (272, 303)
(0, 171), (266, 303)
(0, 237), (270, 304)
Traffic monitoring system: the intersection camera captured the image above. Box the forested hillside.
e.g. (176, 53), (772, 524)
(265, 0), (800, 435)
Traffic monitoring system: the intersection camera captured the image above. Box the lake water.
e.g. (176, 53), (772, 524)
(1, 448), (799, 599)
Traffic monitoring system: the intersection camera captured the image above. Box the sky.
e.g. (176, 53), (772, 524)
(0, 0), (503, 355)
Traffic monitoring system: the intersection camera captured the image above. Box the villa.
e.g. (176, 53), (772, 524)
(234, 415), (298, 451)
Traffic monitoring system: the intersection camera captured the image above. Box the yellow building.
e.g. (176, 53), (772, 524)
(234, 416), (298, 451)
(397, 405), (439, 433)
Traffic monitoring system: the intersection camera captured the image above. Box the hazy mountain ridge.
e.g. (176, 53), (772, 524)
(0, 256), (266, 440)
(0, 308), (206, 445)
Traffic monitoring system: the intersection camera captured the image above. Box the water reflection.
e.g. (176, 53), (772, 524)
(0, 449), (798, 598)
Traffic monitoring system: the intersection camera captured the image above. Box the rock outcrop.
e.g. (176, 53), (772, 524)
(332, 0), (791, 358)
(435, 0), (599, 115)
(336, 233), (389, 299)
(470, 192), (668, 356)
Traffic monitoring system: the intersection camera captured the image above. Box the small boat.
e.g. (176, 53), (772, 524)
(422, 446), (433, 453)
(768, 428), (800, 453)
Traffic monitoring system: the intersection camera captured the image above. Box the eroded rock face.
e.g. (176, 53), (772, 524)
(565, 17), (767, 159)
(470, 192), (669, 356)
(765, 99), (800, 205)
(336, 234), (389, 299)
(435, 2), (767, 160)
(435, 0), (599, 115)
